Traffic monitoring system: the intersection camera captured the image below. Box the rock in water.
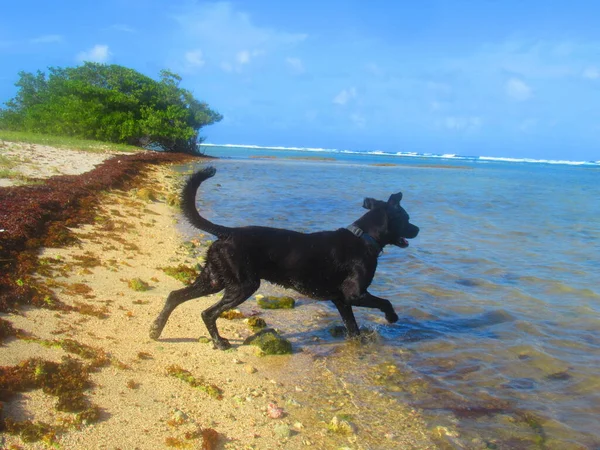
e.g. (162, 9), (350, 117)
(256, 295), (296, 309)
(243, 329), (292, 355)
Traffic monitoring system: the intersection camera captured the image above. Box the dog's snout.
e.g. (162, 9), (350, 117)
(406, 224), (419, 239)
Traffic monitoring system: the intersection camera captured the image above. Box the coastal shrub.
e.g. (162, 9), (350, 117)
(0, 63), (222, 154)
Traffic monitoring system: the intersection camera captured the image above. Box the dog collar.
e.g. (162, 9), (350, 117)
(346, 224), (382, 255)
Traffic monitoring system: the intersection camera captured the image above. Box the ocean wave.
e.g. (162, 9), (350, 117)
(201, 143), (600, 167)
(478, 156), (598, 166)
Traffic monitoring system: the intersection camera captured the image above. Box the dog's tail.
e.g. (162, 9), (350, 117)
(181, 167), (232, 239)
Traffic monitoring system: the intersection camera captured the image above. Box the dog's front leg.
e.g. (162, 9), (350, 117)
(348, 291), (399, 323)
(331, 298), (360, 337)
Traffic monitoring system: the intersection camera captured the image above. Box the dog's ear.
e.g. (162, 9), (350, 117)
(363, 198), (377, 210)
(388, 192), (403, 205)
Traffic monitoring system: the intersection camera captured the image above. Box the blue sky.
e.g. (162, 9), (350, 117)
(1, 0), (599, 160)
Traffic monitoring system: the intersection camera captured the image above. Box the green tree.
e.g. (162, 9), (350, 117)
(0, 63), (222, 154)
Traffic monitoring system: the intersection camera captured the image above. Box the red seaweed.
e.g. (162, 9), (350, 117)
(0, 151), (197, 312)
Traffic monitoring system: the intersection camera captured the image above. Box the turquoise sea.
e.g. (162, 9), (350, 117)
(188, 144), (600, 448)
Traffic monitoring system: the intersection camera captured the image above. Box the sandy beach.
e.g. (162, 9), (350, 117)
(0, 141), (437, 449)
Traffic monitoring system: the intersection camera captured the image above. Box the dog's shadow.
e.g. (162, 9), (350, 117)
(154, 309), (514, 351)
(158, 337), (201, 344)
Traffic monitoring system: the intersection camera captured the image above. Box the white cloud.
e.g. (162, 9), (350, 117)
(30, 34), (63, 44)
(583, 67), (600, 79)
(173, 2), (306, 72)
(237, 50), (251, 65)
(185, 49), (205, 67)
(446, 38), (586, 81)
(77, 44), (111, 63)
(286, 57), (304, 74)
(506, 77), (532, 101)
(333, 87), (357, 105)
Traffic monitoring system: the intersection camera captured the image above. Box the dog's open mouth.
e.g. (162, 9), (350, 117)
(398, 238), (409, 248)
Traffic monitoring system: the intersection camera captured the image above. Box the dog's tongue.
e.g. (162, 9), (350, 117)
(398, 238), (409, 247)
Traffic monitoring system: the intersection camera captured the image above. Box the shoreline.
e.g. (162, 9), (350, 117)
(0, 143), (438, 449)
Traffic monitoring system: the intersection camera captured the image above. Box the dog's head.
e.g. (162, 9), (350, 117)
(362, 193), (419, 248)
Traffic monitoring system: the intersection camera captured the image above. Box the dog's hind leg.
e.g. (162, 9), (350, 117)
(149, 270), (223, 340)
(201, 281), (260, 350)
(331, 298), (361, 337)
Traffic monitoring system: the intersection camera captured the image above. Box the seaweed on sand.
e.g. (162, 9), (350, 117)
(0, 151), (197, 312)
(160, 265), (200, 285)
(165, 365), (223, 400)
(0, 356), (101, 443)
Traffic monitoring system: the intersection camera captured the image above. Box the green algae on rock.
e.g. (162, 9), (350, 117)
(243, 329), (292, 355)
(255, 295), (295, 309)
(246, 316), (267, 332)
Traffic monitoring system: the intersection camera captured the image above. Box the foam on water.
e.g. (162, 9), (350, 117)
(202, 143), (600, 167)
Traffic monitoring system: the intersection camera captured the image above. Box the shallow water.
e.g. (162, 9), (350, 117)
(183, 149), (600, 448)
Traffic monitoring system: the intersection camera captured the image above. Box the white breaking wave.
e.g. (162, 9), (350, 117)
(201, 143), (600, 167)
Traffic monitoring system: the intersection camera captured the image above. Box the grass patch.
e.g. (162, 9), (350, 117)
(0, 130), (141, 153)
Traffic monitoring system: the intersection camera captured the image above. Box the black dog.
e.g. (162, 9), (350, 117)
(150, 167), (419, 349)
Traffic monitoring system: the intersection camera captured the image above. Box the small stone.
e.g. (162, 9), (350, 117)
(285, 398), (301, 407)
(267, 403), (285, 419)
(274, 423), (292, 439)
(246, 316), (267, 331)
(329, 325), (347, 338)
(232, 358), (243, 364)
(198, 336), (211, 344)
(171, 409), (187, 424)
(245, 366), (258, 374)
(328, 416), (356, 434)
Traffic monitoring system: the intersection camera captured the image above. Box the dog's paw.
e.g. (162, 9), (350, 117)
(149, 329), (161, 340)
(149, 322), (163, 340)
(385, 311), (399, 323)
(213, 338), (232, 350)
